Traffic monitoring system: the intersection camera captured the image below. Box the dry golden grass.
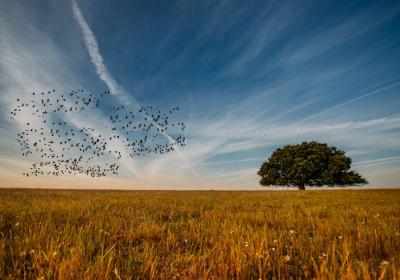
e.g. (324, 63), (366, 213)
(0, 189), (399, 279)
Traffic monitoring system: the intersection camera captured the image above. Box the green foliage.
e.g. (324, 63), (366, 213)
(258, 141), (367, 189)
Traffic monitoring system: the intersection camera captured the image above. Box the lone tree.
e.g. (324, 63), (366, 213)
(258, 141), (367, 190)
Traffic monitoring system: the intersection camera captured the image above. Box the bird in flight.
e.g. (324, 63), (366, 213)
(11, 89), (187, 177)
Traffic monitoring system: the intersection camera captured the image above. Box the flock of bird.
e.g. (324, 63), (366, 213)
(10, 89), (186, 177)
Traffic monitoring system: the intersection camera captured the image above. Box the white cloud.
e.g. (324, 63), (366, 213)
(1, 1), (399, 189)
(279, 4), (400, 66)
(71, 0), (123, 96)
(297, 82), (400, 123)
(0, 2), (142, 178)
(353, 156), (400, 167)
(166, 113), (400, 184)
(71, 0), (198, 177)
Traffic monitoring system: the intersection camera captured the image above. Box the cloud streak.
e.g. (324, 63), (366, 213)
(297, 82), (400, 123)
(353, 156), (400, 167)
(70, 0), (198, 177)
(0, 1), (143, 179)
(1, 0), (399, 188)
(71, 0), (122, 96)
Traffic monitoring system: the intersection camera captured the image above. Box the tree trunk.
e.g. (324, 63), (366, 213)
(298, 183), (305, 190)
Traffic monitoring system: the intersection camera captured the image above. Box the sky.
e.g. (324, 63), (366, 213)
(0, 0), (400, 189)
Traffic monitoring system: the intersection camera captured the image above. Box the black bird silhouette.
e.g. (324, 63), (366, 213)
(11, 89), (187, 177)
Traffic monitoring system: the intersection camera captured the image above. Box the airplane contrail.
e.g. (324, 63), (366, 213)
(71, 0), (122, 96)
(71, 0), (199, 177)
(297, 81), (400, 123)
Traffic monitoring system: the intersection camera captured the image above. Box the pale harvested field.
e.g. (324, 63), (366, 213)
(0, 189), (399, 279)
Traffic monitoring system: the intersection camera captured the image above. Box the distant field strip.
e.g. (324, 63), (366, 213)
(0, 189), (399, 279)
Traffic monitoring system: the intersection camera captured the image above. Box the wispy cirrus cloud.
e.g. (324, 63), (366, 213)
(297, 82), (400, 123)
(0, 0), (143, 179)
(280, 3), (400, 67)
(353, 156), (400, 167)
(1, 0), (399, 188)
(71, 0), (123, 96)
(70, 0), (198, 177)
(154, 111), (400, 185)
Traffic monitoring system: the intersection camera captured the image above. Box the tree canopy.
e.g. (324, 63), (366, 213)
(258, 141), (367, 190)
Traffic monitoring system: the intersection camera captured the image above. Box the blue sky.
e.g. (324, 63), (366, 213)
(0, 0), (399, 189)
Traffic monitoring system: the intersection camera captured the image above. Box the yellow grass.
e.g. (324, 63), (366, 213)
(0, 189), (399, 279)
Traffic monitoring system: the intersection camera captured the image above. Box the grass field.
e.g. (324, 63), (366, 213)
(0, 189), (399, 279)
